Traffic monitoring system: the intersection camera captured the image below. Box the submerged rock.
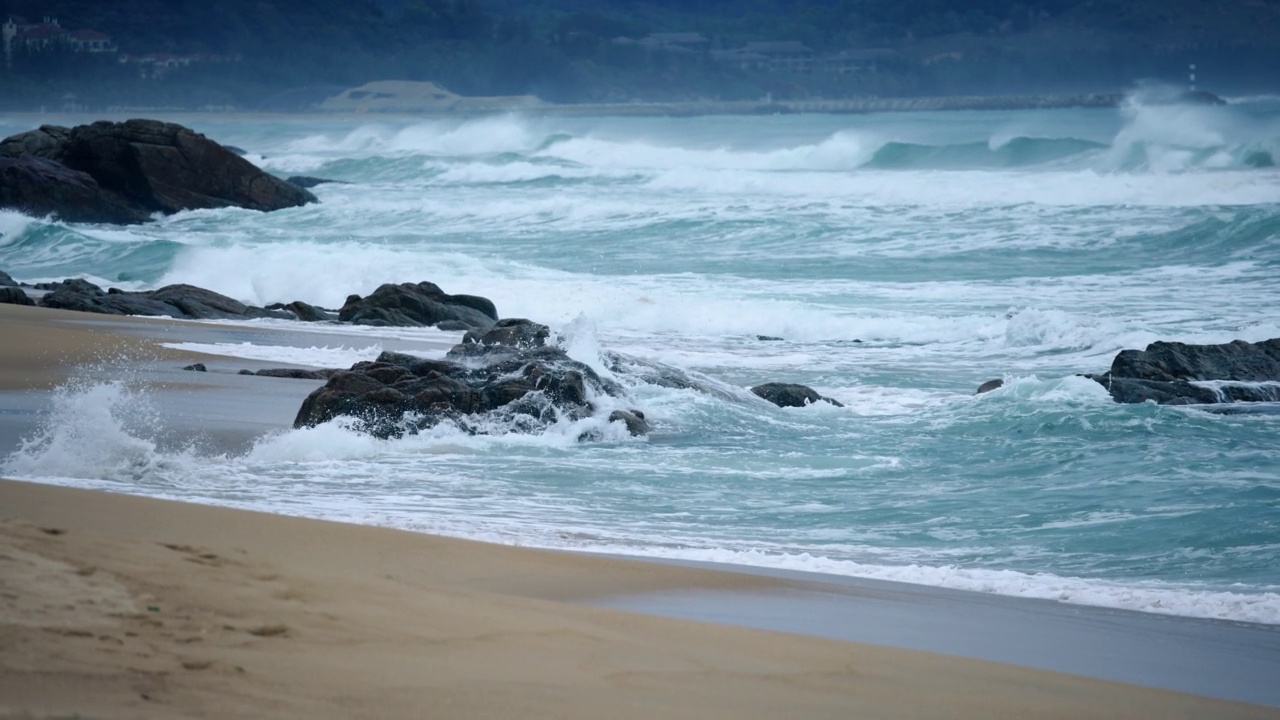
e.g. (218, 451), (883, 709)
(241, 368), (341, 380)
(1089, 338), (1280, 404)
(750, 382), (844, 408)
(0, 119), (316, 224)
(976, 378), (1004, 394)
(338, 281), (498, 331)
(294, 318), (646, 439)
(286, 175), (348, 189)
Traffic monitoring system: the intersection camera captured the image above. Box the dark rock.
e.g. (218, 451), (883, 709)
(286, 175), (348, 189)
(0, 269), (15, 286)
(0, 119), (317, 224)
(976, 378), (1004, 394)
(295, 320), (638, 439)
(608, 410), (650, 436)
(338, 281), (497, 330)
(1090, 338), (1280, 405)
(0, 286), (33, 306)
(750, 382), (844, 408)
(148, 284), (252, 319)
(0, 154), (152, 224)
(35, 278), (292, 321)
(183, 363), (207, 372)
(456, 318), (549, 354)
(1110, 339), (1280, 383)
(756, 335), (784, 342)
(0, 124), (70, 159)
(224, 146), (248, 156)
(283, 300), (332, 322)
(38, 278), (184, 317)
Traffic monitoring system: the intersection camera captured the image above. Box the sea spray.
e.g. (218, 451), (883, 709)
(3, 380), (189, 484)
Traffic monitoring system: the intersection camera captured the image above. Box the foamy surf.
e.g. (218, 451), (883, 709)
(2, 101), (1278, 629)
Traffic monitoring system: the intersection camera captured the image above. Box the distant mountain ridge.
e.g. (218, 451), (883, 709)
(0, 0), (1276, 110)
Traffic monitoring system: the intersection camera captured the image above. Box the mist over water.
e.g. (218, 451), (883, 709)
(3, 98), (1280, 624)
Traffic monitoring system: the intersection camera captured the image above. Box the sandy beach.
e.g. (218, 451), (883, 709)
(2, 302), (1279, 719)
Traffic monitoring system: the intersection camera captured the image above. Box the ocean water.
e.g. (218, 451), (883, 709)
(3, 96), (1280, 625)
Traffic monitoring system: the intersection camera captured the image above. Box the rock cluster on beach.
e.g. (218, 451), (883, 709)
(0, 119), (315, 224)
(3, 276), (499, 331)
(6, 263), (1280, 438)
(294, 318), (650, 439)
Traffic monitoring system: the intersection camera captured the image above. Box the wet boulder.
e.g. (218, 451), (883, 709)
(338, 281), (498, 331)
(1089, 338), (1280, 404)
(750, 382), (844, 408)
(294, 319), (640, 439)
(0, 119), (316, 224)
(0, 269), (17, 286)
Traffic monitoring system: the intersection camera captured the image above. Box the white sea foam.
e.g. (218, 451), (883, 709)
(2, 381), (187, 483)
(578, 546), (1280, 626)
(0, 209), (38, 247)
(160, 341), (381, 367)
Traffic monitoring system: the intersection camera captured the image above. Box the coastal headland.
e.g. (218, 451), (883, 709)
(2, 302), (1280, 719)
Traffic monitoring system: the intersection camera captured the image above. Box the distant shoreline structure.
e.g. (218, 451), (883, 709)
(18, 85), (1233, 118)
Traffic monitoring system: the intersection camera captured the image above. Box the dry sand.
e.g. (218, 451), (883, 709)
(1, 302), (1277, 719)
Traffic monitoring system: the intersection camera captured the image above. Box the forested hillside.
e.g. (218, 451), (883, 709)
(1, 0), (1276, 110)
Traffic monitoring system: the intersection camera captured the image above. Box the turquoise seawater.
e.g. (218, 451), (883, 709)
(2, 96), (1279, 623)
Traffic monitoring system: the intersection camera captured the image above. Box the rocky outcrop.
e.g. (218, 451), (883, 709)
(0, 269), (16, 286)
(36, 279), (294, 321)
(0, 119), (316, 224)
(294, 319), (647, 439)
(750, 382), (843, 408)
(338, 281), (498, 331)
(1089, 338), (1280, 404)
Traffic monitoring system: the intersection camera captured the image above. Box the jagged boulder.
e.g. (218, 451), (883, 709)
(1089, 338), (1280, 404)
(294, 319), (646, 439)
(0, 269), (16, 286)
(338, 281), (498, 331)
(0, 119), (316, 224)
(750, 382), (844, 408)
